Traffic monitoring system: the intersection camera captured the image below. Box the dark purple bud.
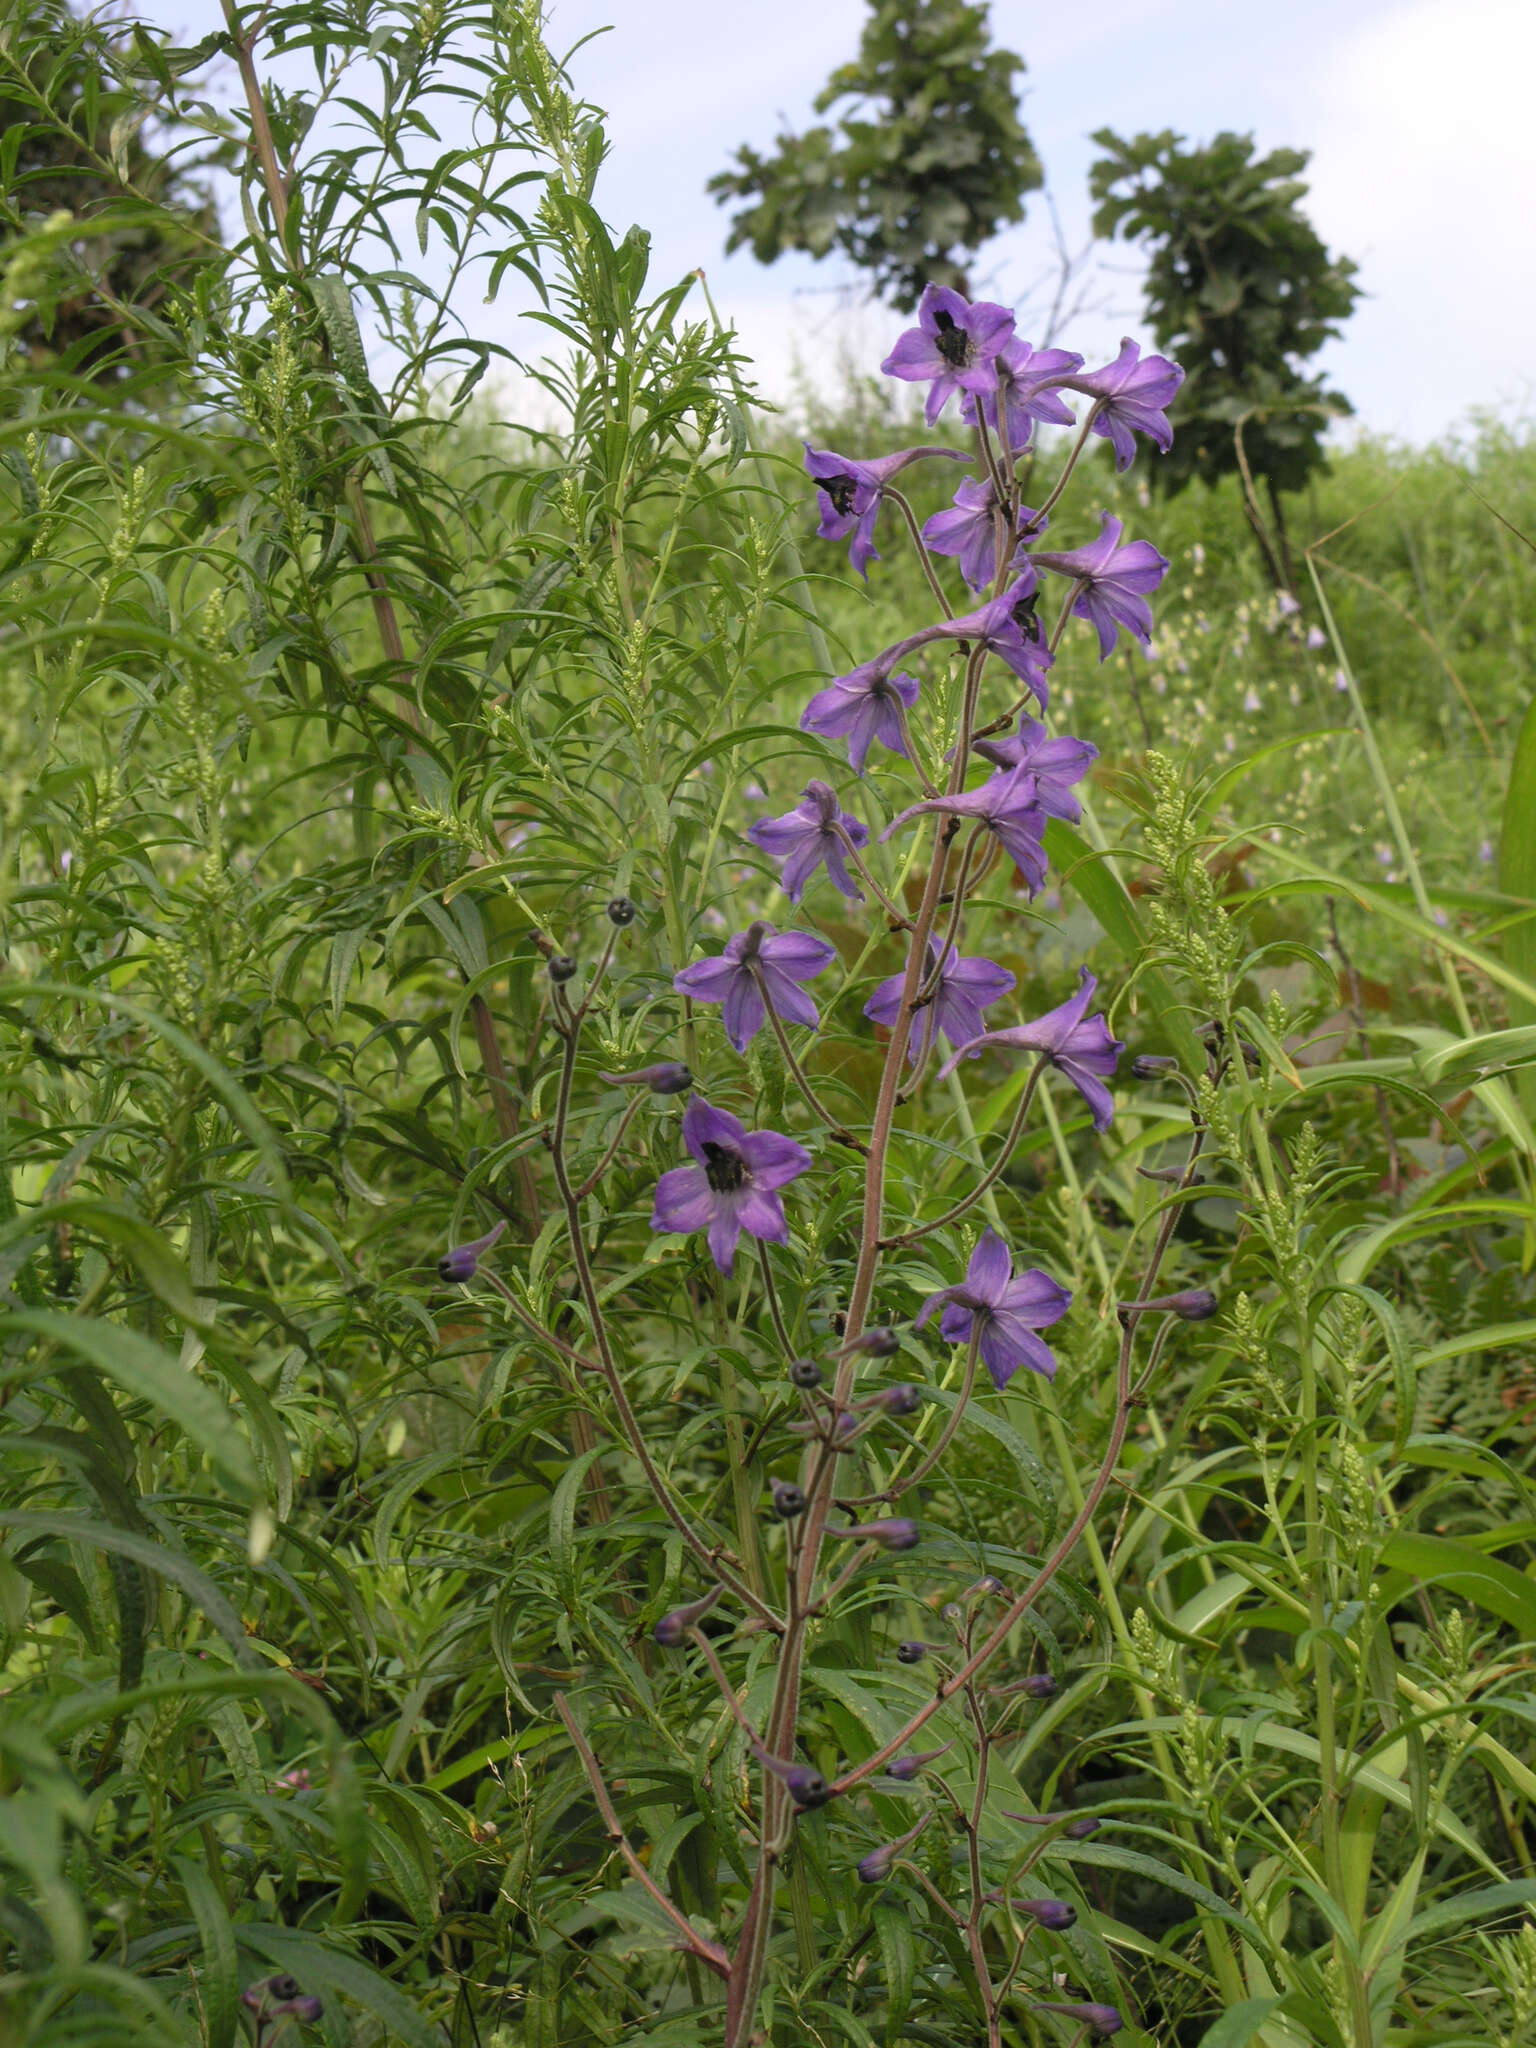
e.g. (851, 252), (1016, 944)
(1131, 1054), (1178, 1078)
(836, 1325), (899, 1358)
(548, 954), (578, 983)
(965, 1575), (1007, 1600)
(752, 1741), (833, 1808)
(1018, 1671), (1058, 1698)
(856, 1814), (931, 1883)
(1120, 1288), (1219, 1322)
(1031, 2002), (1123, 2037)
(599, 1061), (693, 1094)
(281, 1995), (325, 2024)
(770, 1477), (806, 1520)
(884, 1740), (954, 1781)
(1005, 1809), (1103, 1838)
(1006, 1897), (1077, 1930)
(895, 1640), (936, 1665)
(825, 1518), (920, 1551)
(269, 1978), (301, 2000)
(437, 1219), (507, 1284)
(790, 1357), (823, 1389)
(606, 896), (637, 926)
(877, 1383), (922, 1416)
(653, 1583), (723, 1648)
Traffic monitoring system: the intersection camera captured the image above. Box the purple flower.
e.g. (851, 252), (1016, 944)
(746, 780), (868, 901)
(916, 1228), (1072, 1391)
(883, 763), (1050, 895)
(673, 920), (837, 1053)
(880, 283), (1016, 424)
(1067, 336), (1183, 471)
(650, 1098), (811, 1274)
(438, 1219), (506, 1284)
(968, 714), (1097, 823)
(803, 442), (969, 578)
(836, 572), (1052, 713)
(935, 967), (1124, 1131)
(801, 667), (921, 777)
(864, 936), (1015, 1063)
(962, 337), (1083, 450)
(923, 479), (1051, 595)
(1029, 513), (1169, 662)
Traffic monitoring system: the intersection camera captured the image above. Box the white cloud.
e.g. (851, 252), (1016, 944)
(1302, 0), (1536, 438)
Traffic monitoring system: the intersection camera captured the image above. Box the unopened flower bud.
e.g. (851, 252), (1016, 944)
(1006, 1897), (1077, 1930)
(836, 1325), (900, 1358)
(1006, 1809), (1103, 1839)
(606, 896), (637, 926)
(856, 1814), (930, 1883)
(895, 1640), (934, 1665)
(599, 1061), (693, 1094)
(548, 954), (578, 984)
(1018, 1671), (1058, 1698)
(884, 1740), (953, 1782)
(770, 1477), (805, 1520)
(1131, 1054), (1178, 1078)
(653, 1583), (723, 1648)
(825, 1518), (919, 1551)
(878, 1383), (922, 1416)
(752, 1741), (833, 1808)
(1031, 2001), (1122, 2037)
(790, 1357), (823, 1389)
(965, 1575), (1007, 1600)
(438, 1219), (507, 1284)
(1119, 1288), (1219, 1322)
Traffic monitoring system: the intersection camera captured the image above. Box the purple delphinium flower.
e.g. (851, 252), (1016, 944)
(831, 571), (1053, 714)
(962, 337), (1083, 450)
(801, 667), (921, 777)
(923, 479), (1050, 594)
(916, 1228), (1072, 1390)
(1067, 336), (1183, 471)
(883, 763), (1050, 895)
(864, 935), (1016, 1063)
(803, 442), (969, 578)
(969, 714), (1098, 823)
(880, 283), (1016, 424)
(1029, 513), (1170, 662)
(746, 780), (868, 901)
(673, 920), (836, 1054)
(650, 1098), (811, 1274)
(934, 966), (1124, 1132)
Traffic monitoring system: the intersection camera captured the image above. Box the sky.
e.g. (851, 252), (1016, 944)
(149, 0), (1536, 443)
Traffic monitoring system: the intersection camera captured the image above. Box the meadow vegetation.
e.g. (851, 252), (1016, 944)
(2, 5), (1536, 2047)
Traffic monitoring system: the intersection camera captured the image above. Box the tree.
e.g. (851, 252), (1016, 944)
(0, 0), (227, 383)
(1088, 129), (1360, 586)
(708, 0), (1042, 313)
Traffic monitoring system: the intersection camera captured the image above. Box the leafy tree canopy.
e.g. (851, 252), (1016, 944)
(708, 0), (1042, 312)
(1089, 128), (1361, 509)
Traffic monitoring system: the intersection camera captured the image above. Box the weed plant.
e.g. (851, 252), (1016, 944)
(2, 6), (1536, 2048)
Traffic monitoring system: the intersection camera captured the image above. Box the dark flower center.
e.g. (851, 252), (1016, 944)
(1011, 590), (1041, 642)
(823, 472), (858, 516)
(932, 308), (971, 368)
(703, 1140), (748, 1193)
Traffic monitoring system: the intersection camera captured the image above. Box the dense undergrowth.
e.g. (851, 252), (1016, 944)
(3, 5), (1536, 2047)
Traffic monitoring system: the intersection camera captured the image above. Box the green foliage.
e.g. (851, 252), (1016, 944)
(708, 0), (1042, 311)
(2, 2), (1535, 2044)
(0, 0), (228, 382)
(1088, 129), (1361, 564)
